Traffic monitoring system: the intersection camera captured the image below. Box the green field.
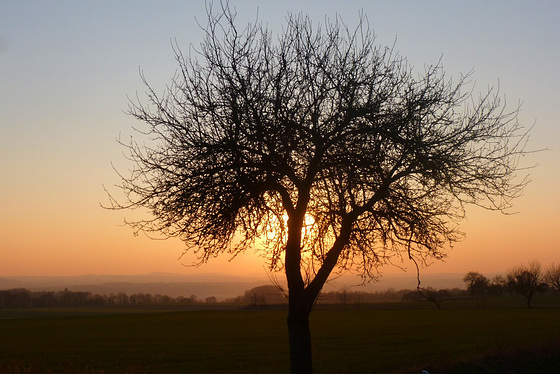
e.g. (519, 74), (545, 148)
(1, 306), (559, 373)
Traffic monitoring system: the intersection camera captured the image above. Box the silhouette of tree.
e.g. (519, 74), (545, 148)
(488, 274), (507, 296)
(339, 287), (349, 309)
(244, 285), (286, 306)
(107, 4), (532, 372)
(507, 261), (547, 308)
(545, 263), (560, 293)
(463, 271), (489, 297)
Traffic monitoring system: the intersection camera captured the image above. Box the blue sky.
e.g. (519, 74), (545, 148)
(1, 1), (558, 278)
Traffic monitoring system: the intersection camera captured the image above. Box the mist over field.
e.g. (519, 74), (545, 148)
(0, 272), (466, 300)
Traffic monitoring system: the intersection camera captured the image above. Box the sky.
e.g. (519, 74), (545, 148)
(1, 1), (559, 282)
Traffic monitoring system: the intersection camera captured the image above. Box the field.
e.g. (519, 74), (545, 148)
(1, 305), (560, 373)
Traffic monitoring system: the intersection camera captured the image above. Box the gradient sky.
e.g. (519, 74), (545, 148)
(1, 1), (558, 281)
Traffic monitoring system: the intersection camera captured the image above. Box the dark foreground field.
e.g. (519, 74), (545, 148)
(1, 306), (559, 373)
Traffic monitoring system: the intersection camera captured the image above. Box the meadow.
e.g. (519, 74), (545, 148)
(1, 304), (559, 373)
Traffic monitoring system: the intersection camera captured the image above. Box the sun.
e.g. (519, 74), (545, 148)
(259, 212), (317, 244)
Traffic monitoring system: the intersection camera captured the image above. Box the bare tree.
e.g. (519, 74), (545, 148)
(545, 263), (560, 293)
(488, 274), (507, 296)
(107, 4), (531, 373)
(507, 261), (547, 308)
(339, 287), (349, 309)
(463, 271), (489, 297)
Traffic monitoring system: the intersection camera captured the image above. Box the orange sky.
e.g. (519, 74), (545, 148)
(1, 1), (558, 281)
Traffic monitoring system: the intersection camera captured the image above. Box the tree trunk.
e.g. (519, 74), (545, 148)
(284, 213), (353, 373)
(284, 203), (314, 373)
(287, 305), (313, 374)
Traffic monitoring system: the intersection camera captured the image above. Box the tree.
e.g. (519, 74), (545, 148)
(339, 287), (349, 309)
(244, 285), (287, 306)
(418, 287), (447, 309)
(507, 261), (547, 308)
(545, 263), (560, 293)
(205, 296), (218, 303)
(107, 4), (531, 373)
(488, 274), (507, 296)
(463, 271), (489, 297)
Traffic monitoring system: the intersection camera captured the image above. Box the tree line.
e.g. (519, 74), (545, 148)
(2, 261), (559, 310)
(463, 261), (560, 308)
(0, 288), (203, 309)
(0, 285), (289, 309)
(3, 261), (559, 310)
(0, 285), (457, 309)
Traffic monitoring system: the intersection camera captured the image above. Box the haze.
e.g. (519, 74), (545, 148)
(1, 1), (558, 283)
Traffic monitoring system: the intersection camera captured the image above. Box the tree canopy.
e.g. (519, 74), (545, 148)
(113, 9), (528, 282)
(463, 271), (490, 297)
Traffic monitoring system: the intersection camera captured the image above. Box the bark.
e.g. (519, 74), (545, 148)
(284, 210), (354, 373)
(287, 297), (313, 374)
(285, 204), (314, 373)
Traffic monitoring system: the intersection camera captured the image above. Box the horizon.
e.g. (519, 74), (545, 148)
(1, 270), (479, 300)
(0, 268), (518, 281)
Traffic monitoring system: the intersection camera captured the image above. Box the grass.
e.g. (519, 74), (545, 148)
(0, 306), (559, 373)
(1, 309), (288, 373)
(311, 308), (560, 373)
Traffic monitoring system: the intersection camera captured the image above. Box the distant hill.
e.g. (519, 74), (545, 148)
(0, 272), (467, 300)
(321, 272), (466, 293)
(0, 277), (22, 290)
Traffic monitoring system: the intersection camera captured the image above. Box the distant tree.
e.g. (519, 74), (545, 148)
(507, 261), (547, 308)
(116, 292), (129, 305)
(400, 287), (448, 307)
(545, 263), (560, 293)
(401, 290), (425, 303)
(417, 287), (446, 309)
(488, 274), (507, 296)
(449, 287), (468, 298)
(90, 294), (105, 306)
(463, 271), (489, 297)
(244, 285), (286, 306)
(129, 294), (139, 305)
(107, 4), (532, 372)
(339, 287), (349, 309)
(35, 291), (56, 307)
(205, 296), (218, 303)
(0, 289), (32, 308)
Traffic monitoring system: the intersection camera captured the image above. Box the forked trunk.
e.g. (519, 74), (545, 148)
(284, 212), (353, 373)
(287, 304), (313, 374)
